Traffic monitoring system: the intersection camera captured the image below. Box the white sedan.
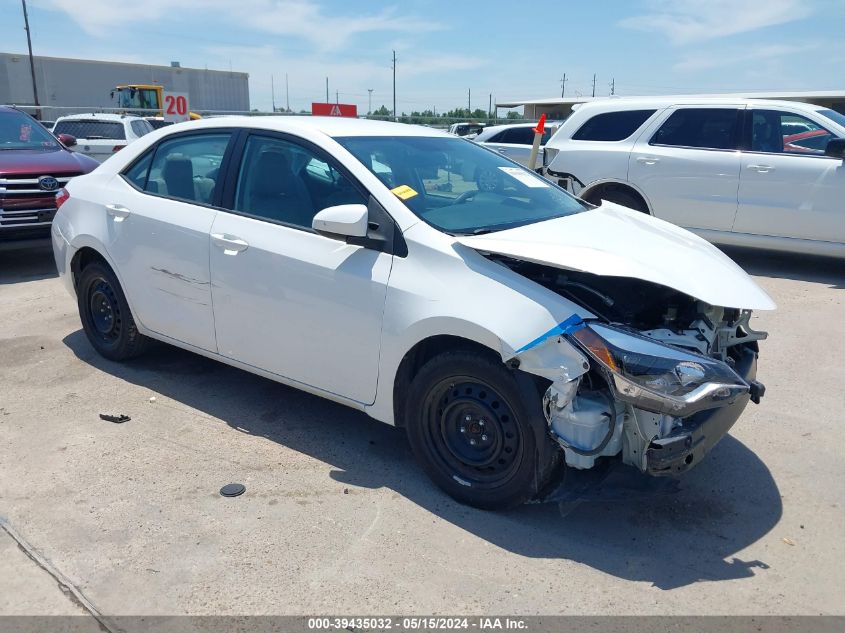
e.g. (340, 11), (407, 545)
(52, 116), (774, 509)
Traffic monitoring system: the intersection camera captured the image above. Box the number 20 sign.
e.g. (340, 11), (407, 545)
(163, 92), (190, 122)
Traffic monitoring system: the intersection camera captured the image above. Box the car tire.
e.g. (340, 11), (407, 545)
(588, 186), (648, 213)
(77, 261), (148, 361)
(405, 350), (561, 510)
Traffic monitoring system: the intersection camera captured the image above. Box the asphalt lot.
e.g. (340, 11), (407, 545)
(0, 243), (843, 618)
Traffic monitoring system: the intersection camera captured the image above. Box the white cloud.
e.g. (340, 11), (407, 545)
(674, 43), (819, 72)
(619, 0), (814, 45)
(38, 0), (442, 50)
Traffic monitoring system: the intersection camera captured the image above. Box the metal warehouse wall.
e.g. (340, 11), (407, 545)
(0, 52), (250, 119)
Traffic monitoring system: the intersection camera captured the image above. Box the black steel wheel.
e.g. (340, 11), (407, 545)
(406, 350), (561, 510)
(77, 261), (148, 361)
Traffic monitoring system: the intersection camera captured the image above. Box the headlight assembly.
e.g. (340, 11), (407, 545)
(569, 323), (749, 417)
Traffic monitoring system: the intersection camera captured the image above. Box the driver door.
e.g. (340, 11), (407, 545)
(209, 132), (393, 404)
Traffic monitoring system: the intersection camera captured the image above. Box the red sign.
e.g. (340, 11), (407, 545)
(312, 102), (358, 117)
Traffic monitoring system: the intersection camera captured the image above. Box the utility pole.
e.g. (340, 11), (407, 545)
(609, 77), (615, 96)
(21, 0), (40, 119)
(488, 93), (492, 119)
(392, 50), (397, 121)
(325, 77), (329, 103)
(592, 74), (596, 98)
(467, 88), (471, 114)
(367, 88), (373, 115)
(271, 74), (276, 112)
(285, 73), (289, 111)
(560, 73), (567, 98)
(336, 90), (339, 104)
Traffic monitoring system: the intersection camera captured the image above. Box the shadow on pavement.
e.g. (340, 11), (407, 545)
(0, 243), (57, 285)
(723, 246), (845, 289)
(65, 330), (782, 590)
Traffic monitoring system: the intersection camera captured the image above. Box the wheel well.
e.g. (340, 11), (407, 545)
(392, 335), (500, 427)
(582, 182), (649, 213)
(70, 247), (110, 292)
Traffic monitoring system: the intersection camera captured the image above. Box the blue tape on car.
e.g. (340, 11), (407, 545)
(515, 314), (585, 354)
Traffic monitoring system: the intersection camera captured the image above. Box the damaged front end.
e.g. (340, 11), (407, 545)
(504, 259), (768, 479)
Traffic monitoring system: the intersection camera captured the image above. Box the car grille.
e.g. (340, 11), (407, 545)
(0, 173), (81, 231)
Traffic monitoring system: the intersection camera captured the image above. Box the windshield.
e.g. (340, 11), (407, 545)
(818, 109), (845, 130)
(117, 88), (160, 112)
(336, 135), (587, 234)
(0, 110), (59, 150)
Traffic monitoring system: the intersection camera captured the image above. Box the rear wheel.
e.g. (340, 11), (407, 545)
(405, 350), (560, 510)
(77, 261), (148, 361)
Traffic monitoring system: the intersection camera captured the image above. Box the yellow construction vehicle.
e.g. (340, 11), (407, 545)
(111, 85), (201, 120)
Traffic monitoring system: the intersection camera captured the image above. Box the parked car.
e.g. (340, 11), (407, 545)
(544, 97), (845, 258)
(53, 116), (773, 509)
(38, 119), (56, 130)
(473, 122), (560, 170)
(0, 105), (98, 242)
(448, 122), (487, 138)
(52, 113), (154, 162)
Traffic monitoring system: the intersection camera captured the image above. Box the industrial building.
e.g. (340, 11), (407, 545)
(0, 52), (249, 119)
(497, 90), (845, 120)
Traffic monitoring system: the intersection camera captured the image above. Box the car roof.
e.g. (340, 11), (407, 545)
(572, 96), (830, 113)
(54, 112), (143, 122)
(162, 115), (455, 138)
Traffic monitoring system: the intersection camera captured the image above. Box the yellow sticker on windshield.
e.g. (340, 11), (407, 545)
(391, 184), (418, 200)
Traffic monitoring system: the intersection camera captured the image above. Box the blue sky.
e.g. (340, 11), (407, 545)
(3, 0), (844, 113)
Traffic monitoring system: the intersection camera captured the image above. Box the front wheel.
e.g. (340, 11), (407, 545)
(405, 351), (560, 510)
(77, 261), (148, 361)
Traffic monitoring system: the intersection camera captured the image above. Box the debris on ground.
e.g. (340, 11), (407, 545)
(782, 537), (796, 546)
(99, 413), (130, 424)
(220, 483), (246, 497)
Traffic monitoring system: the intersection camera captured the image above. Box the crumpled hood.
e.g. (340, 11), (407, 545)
(455, 202), (775, 310)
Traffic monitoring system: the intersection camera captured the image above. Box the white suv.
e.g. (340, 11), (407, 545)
(544, 98), (845, 258)
(52, 113), (154, 162)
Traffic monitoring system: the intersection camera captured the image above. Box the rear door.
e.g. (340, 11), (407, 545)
(629, 106), (744, 230)
(733, 108), (845, 243)
(209, 131), (393, 404)
(101, 130), (234, 351)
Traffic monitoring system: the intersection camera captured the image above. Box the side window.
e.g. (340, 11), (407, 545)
(751, 110), (834, 155)
(145, 133), (231, 204)
(502, 127), (534, 144)
(572, 109), (656, 141)
(651, 108), (740, 150)
(233, 135), (366, 229)
(123, 150), (153, 189)
(486, 130), (508, 143)
(130, 120), (152, 138)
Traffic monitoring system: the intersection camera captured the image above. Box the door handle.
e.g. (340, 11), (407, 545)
(497, 148), (507, 153)
(747, 164), (774, 173)
(211, 233), (249, 255)
(636, 156), (660, 165)
(105, 204), (130, 221)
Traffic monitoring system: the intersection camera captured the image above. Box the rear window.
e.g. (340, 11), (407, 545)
(53, 120), (126, 140)
(650, 108), (740, 150)
(572, 109), (656, 141)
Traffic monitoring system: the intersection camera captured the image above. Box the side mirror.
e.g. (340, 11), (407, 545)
(57, 133), (77, 147)
(312, 203), (369, 238)
(824, 137), (845, 160)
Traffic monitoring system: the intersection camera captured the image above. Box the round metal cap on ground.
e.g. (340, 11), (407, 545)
(220, 483), (246, 497)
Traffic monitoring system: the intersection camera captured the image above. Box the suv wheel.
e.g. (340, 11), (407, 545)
(587, 186), (648, 213)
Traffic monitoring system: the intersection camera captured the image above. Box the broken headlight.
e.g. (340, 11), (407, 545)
(569, 323), (749, 417)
